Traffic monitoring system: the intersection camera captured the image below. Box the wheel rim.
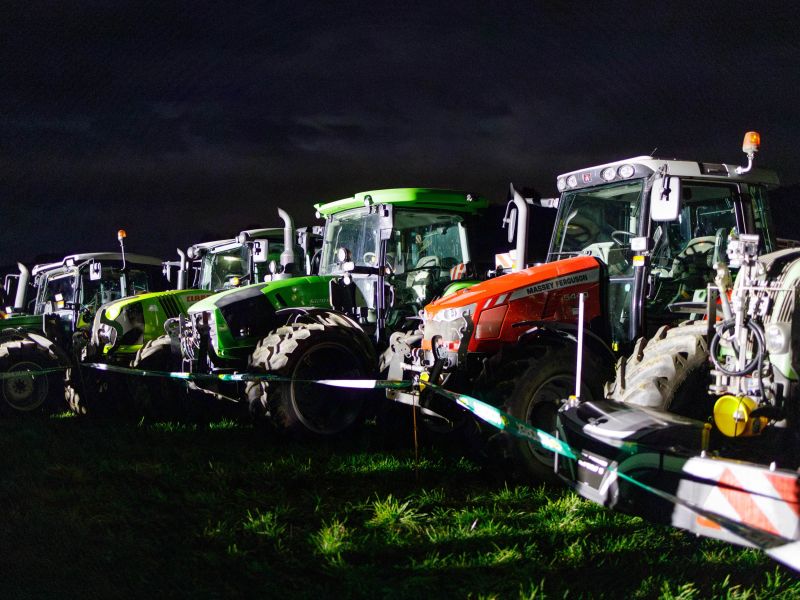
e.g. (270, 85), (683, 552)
(289, 342), (366, 435)
(3, 361), (48, 412)
(524, 374), (576, 469)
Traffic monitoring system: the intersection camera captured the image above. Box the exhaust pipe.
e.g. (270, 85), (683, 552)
(510, 184), (529, 271)
(278, 208), (296, 274)
(14, 262), (29, 311)
(177, 248), (187, 290)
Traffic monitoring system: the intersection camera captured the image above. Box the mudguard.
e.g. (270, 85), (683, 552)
(2, 329), (74, 367)
(515, 321), (616, 367)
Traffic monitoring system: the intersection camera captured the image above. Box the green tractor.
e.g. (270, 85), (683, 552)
(74, 209), (320, 417)
(606, 231), (800, 467)
(162, 188), (526, 436)
(0, 242), (168, 416)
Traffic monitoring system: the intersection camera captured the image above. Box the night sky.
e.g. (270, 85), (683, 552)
(3, 2), (800, 268)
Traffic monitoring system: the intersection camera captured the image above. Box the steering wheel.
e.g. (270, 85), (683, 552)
(610, 230), (633, 245)
(362, 252), (378, 266)
(679, 236), (715, 257)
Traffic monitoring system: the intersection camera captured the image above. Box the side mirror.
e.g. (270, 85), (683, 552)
(252, 240), (268, 263)
(649, 175), (681, 221)
(505, 206), (518, 244)
(89, 262), (102, 281)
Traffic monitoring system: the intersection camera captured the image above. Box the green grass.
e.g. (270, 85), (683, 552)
(1, 413), (797, 599)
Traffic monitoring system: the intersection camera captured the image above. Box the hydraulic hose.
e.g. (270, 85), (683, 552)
(710, 317), (766, 399)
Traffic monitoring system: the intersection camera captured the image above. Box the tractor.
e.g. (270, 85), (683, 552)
(606, 230), (800, 468)
(75, 209), (319, 417)
(386, 132), (785, 479)
(0, 238), (168, 416)
(162, 188), (544, 436)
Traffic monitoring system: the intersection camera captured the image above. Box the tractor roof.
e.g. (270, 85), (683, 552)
(32, 253), (163, 276)
(189, 228), (286, 255)
(558, 156), (780, 191)
(314, 188), (488, 217)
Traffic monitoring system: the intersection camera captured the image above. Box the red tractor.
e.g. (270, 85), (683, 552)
(385, 133), (784, 479)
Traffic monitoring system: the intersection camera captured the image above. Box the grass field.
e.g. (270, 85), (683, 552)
(1, 412), (798, 599)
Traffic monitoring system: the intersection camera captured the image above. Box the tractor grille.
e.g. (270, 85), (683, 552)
(158, 295), (183, 319)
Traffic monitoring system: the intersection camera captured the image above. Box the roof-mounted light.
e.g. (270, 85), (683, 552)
(117, 229), (127, 241)
(556, 177), (567, 192)
(601, 167), (616, 181)
(566, 175), (578, 188)
(742, 131), (760, 155)
(617, 164), (635, 179)
(736, 130), (761, 175)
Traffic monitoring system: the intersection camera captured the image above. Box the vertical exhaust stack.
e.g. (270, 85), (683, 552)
(14, 262), (30, 311)
(177, 248), (187, 290)
(278, 208), (296, 274)
(510, 184), (529, 271)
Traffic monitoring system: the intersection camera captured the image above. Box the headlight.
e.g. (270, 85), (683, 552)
(618, 164), (635, 179)
(427, 303), (476, 323)
(601, 167), (616, 181)
(105, 303), (123, 321)
(765, 322), (790, 354)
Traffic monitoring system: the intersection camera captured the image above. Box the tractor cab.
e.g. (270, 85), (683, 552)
(24, 253), (167, 342)
(549, 134), (777, 352)
(188, 209), (321, 292)
(316, 188), (492, 343)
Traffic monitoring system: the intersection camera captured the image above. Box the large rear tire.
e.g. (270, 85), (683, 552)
(129, 335), (182, 420)
(604, 321), (712, 419)
(503, 343), (610, 482)
(247, 321), (377, 438)
(0, 339), (64, 416)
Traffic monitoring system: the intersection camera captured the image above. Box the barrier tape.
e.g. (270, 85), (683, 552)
(6, 361), (797, 569)
(425, 381), (800, 572)
(0, 366), (69, 380)
(83, 362), (412, 390)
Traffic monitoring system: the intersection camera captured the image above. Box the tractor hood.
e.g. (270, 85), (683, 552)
(188, 276), (333, 314)
(101, 289), (211, 321)
(424, 255), (601, 317)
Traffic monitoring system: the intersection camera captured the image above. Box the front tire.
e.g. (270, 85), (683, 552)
(248, 321), (377, 438)
(0, 339), (64, 416)
(504, 343), (609, 482)
(604, 321), (711, 419)
(129, 335), (182, 420)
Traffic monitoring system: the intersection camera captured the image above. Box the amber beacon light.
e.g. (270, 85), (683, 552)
(736, 130), (761, 174)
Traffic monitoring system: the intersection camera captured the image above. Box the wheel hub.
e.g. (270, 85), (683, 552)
(2, 361), (48, 412)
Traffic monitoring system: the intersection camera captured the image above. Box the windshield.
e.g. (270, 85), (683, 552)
(319, 208), (381, 275)
(81, 266), (157, 310)
(35, 263), (164, 314)
(198, 240), (303, 289)
(199, 245), (251, 290)
(37, 272), (77, 313)
(549, 180), (643, 273)
(388, 210), (468, 273)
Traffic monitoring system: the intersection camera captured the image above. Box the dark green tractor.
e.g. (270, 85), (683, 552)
(169, 188), (506, 436)
(0, 250), (168, 416)
(75, 209), (320, 417)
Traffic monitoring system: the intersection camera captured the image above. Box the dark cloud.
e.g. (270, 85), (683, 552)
(2, 2), (800, 265)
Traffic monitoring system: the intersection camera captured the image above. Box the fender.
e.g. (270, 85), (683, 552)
(275, 307), (377, 366)
(516, 320), (616, 367)
(1, 329), (73, 367)
(0, 327), (28, 345)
